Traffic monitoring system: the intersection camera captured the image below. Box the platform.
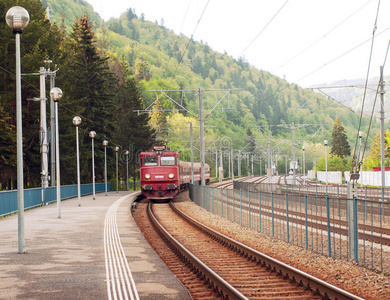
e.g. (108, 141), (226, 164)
(0, 191), (191, 300)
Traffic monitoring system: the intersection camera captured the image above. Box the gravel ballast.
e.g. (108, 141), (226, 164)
(174, 191), (390, 300)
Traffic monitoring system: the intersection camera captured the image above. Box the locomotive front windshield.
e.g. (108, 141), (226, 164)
(161, 156), (176, 166)
(144, 156), (158, 166)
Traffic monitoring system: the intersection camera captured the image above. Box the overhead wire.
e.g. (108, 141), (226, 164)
(179, 0), (192, 34)
(296, 26), (390, 84)
(161, 0), (192, 81)
(351, 0), (382, 173)
(0, 66), (40, 91)
(253, 24), (390, 109)
(358, 39), (390, 172)
(273, 0), (374, 73)
(150, 0), (210, 115)
(65, 1), (209, 145)
(1, 64), (126, 147)
(240, 0), (290, 57)
(167, 0), (210, 84)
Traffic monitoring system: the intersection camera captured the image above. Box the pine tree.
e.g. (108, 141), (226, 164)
(246, 127), (256, 155)
(330, 117), (351, 159)
(0, 104), (16, 189)
(114, 58), (154, 184)
(0, 0), (64, 188)
(58, 14), (117, 184)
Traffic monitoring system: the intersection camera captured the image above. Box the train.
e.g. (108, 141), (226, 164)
(140, 145), (210, 201)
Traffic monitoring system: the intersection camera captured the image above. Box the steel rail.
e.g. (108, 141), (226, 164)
(147, 202), (248, 300)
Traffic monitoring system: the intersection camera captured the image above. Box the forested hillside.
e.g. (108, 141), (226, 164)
(1, 0), (154, 189)
(313, 76), (390, 119)
(0, 0), (381, 189)
(94, 4), (380, 171)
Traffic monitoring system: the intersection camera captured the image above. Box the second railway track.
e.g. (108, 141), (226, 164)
(134, 198), (363, 300)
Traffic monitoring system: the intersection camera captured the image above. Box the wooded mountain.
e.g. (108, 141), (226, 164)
(1, 0), (379, 189)
(311, 76), (390, 120)
(42, 0), (382, 173)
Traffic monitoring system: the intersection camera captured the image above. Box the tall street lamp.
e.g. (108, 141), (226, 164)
(89, 131), (96, 200)
(324, 139), (328, 191)
(73, 116), (82, 206)
(6, 5), (30, 253)
(125, 150), (129, 191)
(50, 87), (63, 218)
(103, 140), (108, 196)
(114, 146), (119, 193)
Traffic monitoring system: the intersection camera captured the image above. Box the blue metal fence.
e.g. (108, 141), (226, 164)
(189, 183), (390, 274)
(0, 183), (111, 217)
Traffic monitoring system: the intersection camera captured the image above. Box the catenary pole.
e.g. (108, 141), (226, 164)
(199, 88), (205, 186)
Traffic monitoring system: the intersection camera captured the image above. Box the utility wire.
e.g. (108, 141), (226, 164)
(273, 0), (373, 73)
(358, 39), (390, 171)
(240, 0), (290, 57)
(161, 0), (192, 81)
(164, 0), (211, 89)
(351, 0), (381, 173)
(1, 64), (124, 147)
(296, 25), (390, 84)
(253, 27), (389, 107)
(0, 66), (40, 91)
(254, 17), (390, 106)
(179, 0), (192, 34)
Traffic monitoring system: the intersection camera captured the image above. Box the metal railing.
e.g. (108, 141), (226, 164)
(234, 180), (390, 201)
(189, 183), (390, 275)
(0, 183), (111, 217)
(110, 181), (140, 191)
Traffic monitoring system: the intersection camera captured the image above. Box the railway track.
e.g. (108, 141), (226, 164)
(136, 198), (363, 299)
(133, 200), (222, 299)
(213, 180), (390, 247)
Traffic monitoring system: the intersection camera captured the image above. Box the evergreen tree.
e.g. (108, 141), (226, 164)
(330, 117), (351, 159)
(0, 0), (64, 188)
(58, 14), (117, 184)
(113, 58), (154, 185)
(0, 105), (16, 189)
(126, 8), (137, 21)
(134, 60), (151, 82)
(245, 127), (256, 155)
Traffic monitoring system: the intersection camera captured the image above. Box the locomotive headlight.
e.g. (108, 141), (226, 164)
(168, 173), (174, 179)
(145, 174), (151, 179)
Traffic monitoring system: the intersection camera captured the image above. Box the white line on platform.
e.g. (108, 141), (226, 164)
(104, 194), (140, 300)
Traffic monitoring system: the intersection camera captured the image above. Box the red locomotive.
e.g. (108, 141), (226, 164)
(140, 145), (210, 201)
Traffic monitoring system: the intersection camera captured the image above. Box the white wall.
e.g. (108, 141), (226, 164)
(317, 171), (342, 184)
(307, 170), (316, 179)
(345, 171), (390, 186)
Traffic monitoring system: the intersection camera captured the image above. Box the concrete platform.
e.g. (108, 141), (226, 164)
(0, 191), (191, 300)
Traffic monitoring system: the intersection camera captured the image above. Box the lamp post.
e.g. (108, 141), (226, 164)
(89, 131), (96, 199)
(6, 6), (30, 253)
(324, 140), (328, 191)
(114, 146), (119, 193)
(73, 116), (82, 206)
(125, 150), (129, 191)
(50, 87), (63, 218)
(103, 140), (108, 196)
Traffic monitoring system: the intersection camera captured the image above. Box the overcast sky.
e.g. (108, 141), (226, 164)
(84, 0), (390, 88)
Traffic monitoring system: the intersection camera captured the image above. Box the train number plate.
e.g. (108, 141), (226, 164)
(155, 175), (164, 178)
